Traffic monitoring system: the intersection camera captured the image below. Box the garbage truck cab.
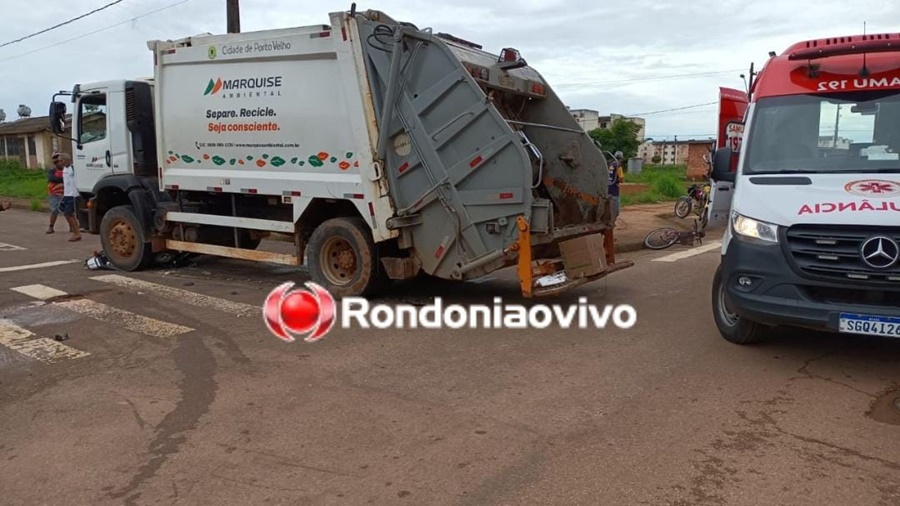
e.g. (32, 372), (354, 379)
(707, 34), (900, 344)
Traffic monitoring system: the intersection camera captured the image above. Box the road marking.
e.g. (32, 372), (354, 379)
(0, 260), (79, 273)
(11, 284), (68, 300)
(90, 274), (258, 317)
(10, 285), (194, 338)
(652, 241), (722, 262)
(0, 242), (26, 251)
(0, 319), (90, 363)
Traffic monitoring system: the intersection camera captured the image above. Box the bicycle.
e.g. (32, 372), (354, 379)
(643, 219), (706, 250)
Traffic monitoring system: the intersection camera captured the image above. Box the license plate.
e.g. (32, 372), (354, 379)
(838, 313), (900, 338)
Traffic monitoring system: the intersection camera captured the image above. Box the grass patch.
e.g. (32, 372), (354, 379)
(621, 164), (689, 206)
(623, 164), (688, 184)
(0, 159), (47, 200)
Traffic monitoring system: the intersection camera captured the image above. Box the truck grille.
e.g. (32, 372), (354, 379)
(785, 225), (900, 285)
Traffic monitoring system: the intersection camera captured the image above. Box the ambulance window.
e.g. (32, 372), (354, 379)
(79, 94), (107, 145)
(818, 102), (875, 151)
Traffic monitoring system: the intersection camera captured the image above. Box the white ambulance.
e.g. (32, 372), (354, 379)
(707, 34), (900, 344)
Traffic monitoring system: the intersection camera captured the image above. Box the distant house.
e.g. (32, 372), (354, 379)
(0, 114), (73, 169)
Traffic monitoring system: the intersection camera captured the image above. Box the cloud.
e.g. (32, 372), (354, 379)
(0, 0), (895, 141)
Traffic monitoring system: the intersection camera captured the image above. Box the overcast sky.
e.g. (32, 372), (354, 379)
(0, 0), (896, 141)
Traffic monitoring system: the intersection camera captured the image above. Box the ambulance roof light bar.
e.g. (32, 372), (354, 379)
(788, 36), (899, 61)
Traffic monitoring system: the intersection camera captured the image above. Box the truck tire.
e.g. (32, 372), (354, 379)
(100, 205), (152, 272)
(307, 217), (385, 297)
(711, 263), (770, 344)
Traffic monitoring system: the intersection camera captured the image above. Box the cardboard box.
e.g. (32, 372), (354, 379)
(558, 233), (608, 279)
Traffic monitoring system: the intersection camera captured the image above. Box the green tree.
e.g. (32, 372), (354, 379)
(589, 118), (641, 159)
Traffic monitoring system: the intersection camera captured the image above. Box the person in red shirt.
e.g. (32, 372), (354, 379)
(46, 152), (65, 233)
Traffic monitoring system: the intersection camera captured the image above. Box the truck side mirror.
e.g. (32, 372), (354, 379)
(711, 147), (735, 183)
(49, 102), (67, 135)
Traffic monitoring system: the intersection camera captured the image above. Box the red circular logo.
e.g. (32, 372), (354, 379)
(843, 179), (900, 198)
(263, 282), (336, 342)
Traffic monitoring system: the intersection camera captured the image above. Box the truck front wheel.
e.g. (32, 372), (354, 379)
(711, 263), (770, 344)
(100, 205), (152, 271)
(307, 217), (385, 298)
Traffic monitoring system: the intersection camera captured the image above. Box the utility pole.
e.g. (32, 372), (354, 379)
(833, 104), (841, 147)
(227, 0), (240, 33)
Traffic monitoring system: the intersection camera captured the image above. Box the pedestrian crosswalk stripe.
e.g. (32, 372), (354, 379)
(651, 241), (722, 262)
(89, 274), (258, 317)
(10, 285), (194, 339)
(11, 284), (68, 300)
(0, 319), (90, 363)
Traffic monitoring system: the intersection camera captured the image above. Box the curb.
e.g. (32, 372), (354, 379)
(3, 197), (47, 213)
(615, 241), (645, 254)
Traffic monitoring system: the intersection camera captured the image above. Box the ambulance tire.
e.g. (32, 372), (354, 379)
(307, 217), (386, 298)
(100, 205), (153, 272)
(711, 263), (770, 344)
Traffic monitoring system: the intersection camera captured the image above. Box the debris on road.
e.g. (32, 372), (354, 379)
(84, 251), (112, 271)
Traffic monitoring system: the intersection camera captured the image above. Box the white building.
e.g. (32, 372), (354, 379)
(569, 109), (600, 131)
(568, 109), (645, 142)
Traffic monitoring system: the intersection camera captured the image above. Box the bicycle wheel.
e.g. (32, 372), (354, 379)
(674, 197), (692, 219)
(644, 227), (680, 250)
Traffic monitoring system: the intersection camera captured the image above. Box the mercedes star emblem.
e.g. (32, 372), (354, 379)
(860, 236), (900, 269)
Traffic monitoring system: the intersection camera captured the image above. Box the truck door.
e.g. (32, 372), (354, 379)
(706, 87), (748, 230)
(74, 89), (114, 193)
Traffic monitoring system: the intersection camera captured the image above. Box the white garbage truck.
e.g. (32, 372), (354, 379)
(49, 5), (632, 297)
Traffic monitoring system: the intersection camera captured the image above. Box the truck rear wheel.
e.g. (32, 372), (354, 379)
(100, 205), (152, 272)
(712, 263), (770, 344)
(307, 217), (385, 297)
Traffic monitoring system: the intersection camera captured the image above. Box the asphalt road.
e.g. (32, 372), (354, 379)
(1, 208), (898, 506)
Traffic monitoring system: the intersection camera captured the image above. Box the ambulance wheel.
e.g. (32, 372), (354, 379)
(100, 205), (152, 272)
(308, 217), (385, 297)
(712, 264), (770, 344)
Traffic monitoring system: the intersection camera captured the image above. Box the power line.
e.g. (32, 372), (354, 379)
(627, 102), (718, 116)
(0, 0), (191, 64)
(556, 68), (744, 88)
(0, 0), (127, 49)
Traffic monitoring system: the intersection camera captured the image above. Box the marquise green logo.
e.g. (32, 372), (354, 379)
(208, 46), (217, 59)
(204, 78), (223, 95)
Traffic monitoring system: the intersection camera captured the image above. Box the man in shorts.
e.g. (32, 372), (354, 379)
(46, 153), (65, 233)
(58, 153), (82, 242)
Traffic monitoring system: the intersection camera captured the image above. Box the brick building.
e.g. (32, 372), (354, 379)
(638, 139), (714, 179)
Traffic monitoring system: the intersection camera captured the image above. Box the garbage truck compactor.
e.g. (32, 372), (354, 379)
(49, 6), (633, 297)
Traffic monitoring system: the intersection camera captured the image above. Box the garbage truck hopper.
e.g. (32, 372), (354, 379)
(347, 8), (632, 296)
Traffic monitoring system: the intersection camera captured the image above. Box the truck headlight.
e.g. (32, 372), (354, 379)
(732, 212), (778, 243)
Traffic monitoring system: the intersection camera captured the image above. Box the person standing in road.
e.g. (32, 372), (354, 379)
(608, 151), (625, 226)
(58, 153), (81, 242)
(46, 153), (65, 234)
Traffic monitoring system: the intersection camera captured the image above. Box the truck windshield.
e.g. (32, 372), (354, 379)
(743, 91), (900, 174)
